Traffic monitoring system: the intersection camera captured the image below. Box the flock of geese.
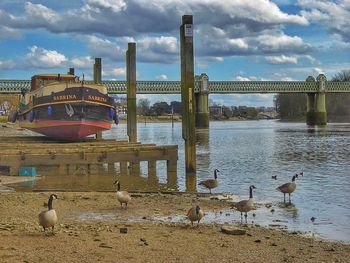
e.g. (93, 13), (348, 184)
(38, 170), (303, 234)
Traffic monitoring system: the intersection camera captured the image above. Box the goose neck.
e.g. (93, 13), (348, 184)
(48, 196), (54, 210)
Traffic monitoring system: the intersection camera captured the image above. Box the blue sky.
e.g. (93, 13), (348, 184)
(0, 0), (349, 107)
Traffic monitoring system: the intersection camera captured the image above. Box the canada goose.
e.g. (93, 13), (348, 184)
(38, 194), (58, 234)
(187, 205), (204, 227)
(232, 185), (257, 223)
(276, 174), (297, 203)
(114, 180), (131, 209)
(199, 169), (220, 194)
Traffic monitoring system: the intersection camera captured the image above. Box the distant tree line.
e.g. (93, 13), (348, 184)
(274, 70), (350, 122)
(137, 99), (181, 116)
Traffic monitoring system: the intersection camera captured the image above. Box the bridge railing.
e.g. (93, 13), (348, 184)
(0, 79), (349, 94)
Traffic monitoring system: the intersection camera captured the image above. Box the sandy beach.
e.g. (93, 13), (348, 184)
(0, 191), (349, 263)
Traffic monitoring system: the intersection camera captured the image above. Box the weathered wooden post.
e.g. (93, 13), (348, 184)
(94, 58), (102, 140)
(126, 43), (137, 143)
(180, 15), (196, 174)
(195, 73), (209, 128)
(126, 43), (140, 175)
(306, 74), (327, 125)
(93, 58), (102, 84)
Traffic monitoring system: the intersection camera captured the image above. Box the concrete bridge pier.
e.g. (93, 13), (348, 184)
(195, 73), (209, 128)
(306, 74), (327, 126)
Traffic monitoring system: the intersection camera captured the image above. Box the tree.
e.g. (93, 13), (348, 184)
(137, 98), (150, 116)
(170, 101), (181, 114)
(150, 101), (171, 116)
(327, 70), (350, 121)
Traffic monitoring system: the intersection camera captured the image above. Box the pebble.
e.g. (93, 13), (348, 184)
(221, 225), (246, 235)
(120, 227), (128, 234)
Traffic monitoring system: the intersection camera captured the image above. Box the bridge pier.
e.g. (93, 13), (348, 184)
(306, 75), (327, 126)
(195, 73), (209, 128)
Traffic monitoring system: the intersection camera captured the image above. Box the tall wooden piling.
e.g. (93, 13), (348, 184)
(94, 58), (102, 139)
(93, 58), (102, 84)
(180, 15), (196, 173)
(126, 43), (137, 143)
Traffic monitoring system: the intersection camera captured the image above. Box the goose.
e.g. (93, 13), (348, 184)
(38, 194), (58, 234)
(114, 180), (131, 209)
(276, 174), (297, 203)
(187, 205), (204, 227)
(198, 169), (220, 194)
(232, 185), (257, 223)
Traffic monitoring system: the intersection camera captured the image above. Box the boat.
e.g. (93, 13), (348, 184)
(16, 73), (118, 141)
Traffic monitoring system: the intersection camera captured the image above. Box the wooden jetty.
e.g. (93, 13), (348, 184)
(0, 136), (178, 178)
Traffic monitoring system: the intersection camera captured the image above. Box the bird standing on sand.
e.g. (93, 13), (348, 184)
(276, 174), (297, 203)
(187, 205), (204, 227)
(232, 185), (257, 223)
(114, 180), (131, 209)
(38, 194), (58, 234)
(199, 169), (220, 194)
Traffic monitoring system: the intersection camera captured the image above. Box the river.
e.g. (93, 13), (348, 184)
(9, 120), (350, 243)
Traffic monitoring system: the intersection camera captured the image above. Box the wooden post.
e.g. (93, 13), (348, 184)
(94, 58), (103, 139)
(120, 162), (128, 175)
(93, 58), (102, 84)
(167, 159), (178, 190)
(126, 43), (137, 143)
(180, 15), (196, 174)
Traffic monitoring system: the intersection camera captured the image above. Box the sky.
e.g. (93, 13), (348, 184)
(0, 0), (349, 107)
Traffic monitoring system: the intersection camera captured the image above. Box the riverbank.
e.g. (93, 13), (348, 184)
(0, 191), (349, 263)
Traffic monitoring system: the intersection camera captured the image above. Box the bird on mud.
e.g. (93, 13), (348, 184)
(187, 205), (204, 227)
(232, 185), (257, 223)
(114, 180), (131, 209)
(276, 174), (298, 204)
(198, 169), (220, 194)
(38, 194), (58, 235)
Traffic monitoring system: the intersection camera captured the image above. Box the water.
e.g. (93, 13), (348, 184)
(8, 120), (350, 243)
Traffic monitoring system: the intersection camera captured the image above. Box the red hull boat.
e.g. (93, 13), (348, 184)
(16, 74), (118, 141)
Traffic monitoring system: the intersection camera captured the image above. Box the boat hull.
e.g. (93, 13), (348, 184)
(19, 120), (112, 141)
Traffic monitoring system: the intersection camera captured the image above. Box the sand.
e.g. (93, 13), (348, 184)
(0, 191), (349, 263)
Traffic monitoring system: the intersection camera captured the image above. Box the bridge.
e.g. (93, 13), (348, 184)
(0, 77), (349, 94)
(0, 73), (350, 126)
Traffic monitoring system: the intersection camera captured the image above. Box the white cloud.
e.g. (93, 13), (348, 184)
(86, 0), (127, 12)
(24, 46), (67, 68)
(0, 26), (21, 40)
(103, 67), (126, 78)
(84, 36), (125, 61)
(265, 55), (298, 64)
(235, 76), (251, 81)
(0, 59), (15, 69)
(299, 0), (350, 43)
(155, 74), (168, 80)
(71, 56), (93, 69)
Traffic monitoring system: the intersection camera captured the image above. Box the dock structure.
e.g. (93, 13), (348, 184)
(0, 136), (178, 181)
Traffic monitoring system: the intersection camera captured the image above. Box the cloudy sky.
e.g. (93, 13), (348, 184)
(0, 0), (349, 106)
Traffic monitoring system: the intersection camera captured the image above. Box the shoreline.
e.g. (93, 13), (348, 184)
(0, 191), (349, 262)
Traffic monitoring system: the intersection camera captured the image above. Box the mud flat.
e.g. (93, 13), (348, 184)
(0, 192), (349, 263)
